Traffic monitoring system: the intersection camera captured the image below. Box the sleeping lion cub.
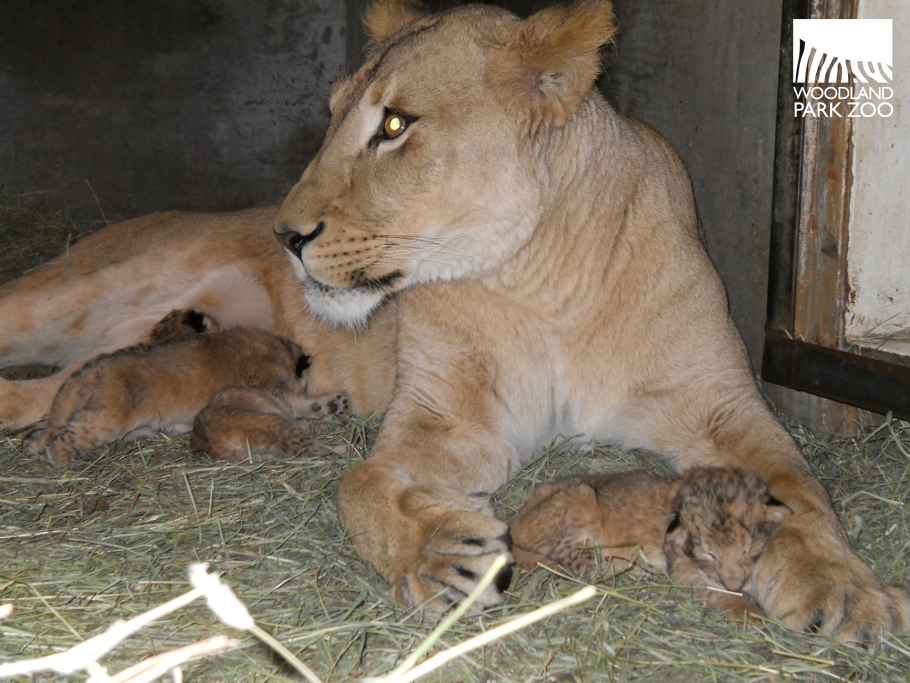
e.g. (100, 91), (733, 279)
(27, 309), (345, 466)
(510, 468), (791, 619)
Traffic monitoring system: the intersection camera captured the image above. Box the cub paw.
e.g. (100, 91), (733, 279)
(308, 394), (349, 417)
(24, 429), (75, 468)
(708, 591), (766, 622)
(392, 510), (514, 613)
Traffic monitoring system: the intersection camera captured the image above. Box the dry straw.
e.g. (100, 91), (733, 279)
(0, 558), (595, 682)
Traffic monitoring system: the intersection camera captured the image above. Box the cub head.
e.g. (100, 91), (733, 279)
(149, 308), (223, 343)
(665, 468), (791, 593)
(275, 0), (616, 326)
(267, 336), (312, 387)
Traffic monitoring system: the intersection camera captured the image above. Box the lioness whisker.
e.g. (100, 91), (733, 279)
(382, 241), (480, 260)
(382, 231), (485, 245)
(376, 255), (486, 278)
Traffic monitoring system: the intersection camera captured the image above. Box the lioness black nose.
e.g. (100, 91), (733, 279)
(275, 221), (325, 259)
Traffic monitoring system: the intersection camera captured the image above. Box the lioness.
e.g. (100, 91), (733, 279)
(0, 0), (907, 643)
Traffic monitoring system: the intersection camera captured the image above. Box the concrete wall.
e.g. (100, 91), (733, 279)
(0, 0), (345, 221)
(0, 0), (782, 370)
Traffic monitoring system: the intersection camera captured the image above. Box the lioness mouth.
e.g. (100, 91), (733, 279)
(356, 270), (404, 292)
(304, 269), (404, 294)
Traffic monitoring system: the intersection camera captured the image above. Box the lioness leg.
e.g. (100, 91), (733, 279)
(339, 453), (514, 612)
(624, 383), (910, 643)
(0, 212), (199, 369)
(337, 336), (516, 612)
(0, 372), (74, 429)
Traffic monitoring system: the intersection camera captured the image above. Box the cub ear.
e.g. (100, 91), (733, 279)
(665, 511), (682, 536)
(665, 507), (693, 548)
(363, 0), (426, 45)
(489, 0), (617, 130)
(764, 495), (792, 524)
(295, 354), (312, 378)
(183, 309), (209, 333)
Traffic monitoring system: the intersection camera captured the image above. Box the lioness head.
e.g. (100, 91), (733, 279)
(275, 0), (616, 326)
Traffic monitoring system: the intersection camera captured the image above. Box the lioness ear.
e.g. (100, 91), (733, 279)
(490, 0), (616, 130)
(363, 0), (426, 45)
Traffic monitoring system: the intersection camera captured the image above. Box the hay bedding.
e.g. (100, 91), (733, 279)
(2, 197), (910, 681)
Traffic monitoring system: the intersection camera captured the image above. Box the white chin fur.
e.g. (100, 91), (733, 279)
(285, 250), (386, 327)
(304, 284), (385, 327)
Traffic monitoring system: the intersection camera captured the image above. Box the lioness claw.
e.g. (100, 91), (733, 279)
(395, 513), (514, 612)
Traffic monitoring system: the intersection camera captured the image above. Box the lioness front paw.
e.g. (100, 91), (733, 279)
(755, 531), (910, 644)
(393, 510), (514, 613)
(792, 577), (910, 644)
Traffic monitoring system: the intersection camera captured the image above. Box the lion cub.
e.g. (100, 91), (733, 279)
(190, 386), (347, 461)
(27, 309), (345, 466)
(510, 467), (791, 619)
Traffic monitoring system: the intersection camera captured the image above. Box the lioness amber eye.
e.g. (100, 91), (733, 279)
(384, 113), (406, 139)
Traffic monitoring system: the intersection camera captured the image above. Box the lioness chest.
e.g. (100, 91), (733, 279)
(399, 283), (633, 461)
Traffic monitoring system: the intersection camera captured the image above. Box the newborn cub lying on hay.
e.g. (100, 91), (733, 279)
(510, 467), (791, 619)
(27, 309), (347, 466)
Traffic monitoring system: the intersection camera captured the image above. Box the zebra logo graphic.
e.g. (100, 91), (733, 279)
(794, 19), (892, 84)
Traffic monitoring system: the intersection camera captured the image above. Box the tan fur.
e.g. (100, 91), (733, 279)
(1, 0), (908, 642)
(0, 208), (397, 429)
(148, 308), (224, 343)
(191, 388), (348, 461)
(511, 468), (790, 621)
(664, 469), (789, 620)
(26, 320), (323, 467)
(488, 0), (617, 129)
(362, 0), (426, 46)
(511, 470), (676, 577)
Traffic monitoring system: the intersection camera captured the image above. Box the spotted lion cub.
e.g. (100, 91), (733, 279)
(27, 309), (346, 466)
(510, 468), (791, 619)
